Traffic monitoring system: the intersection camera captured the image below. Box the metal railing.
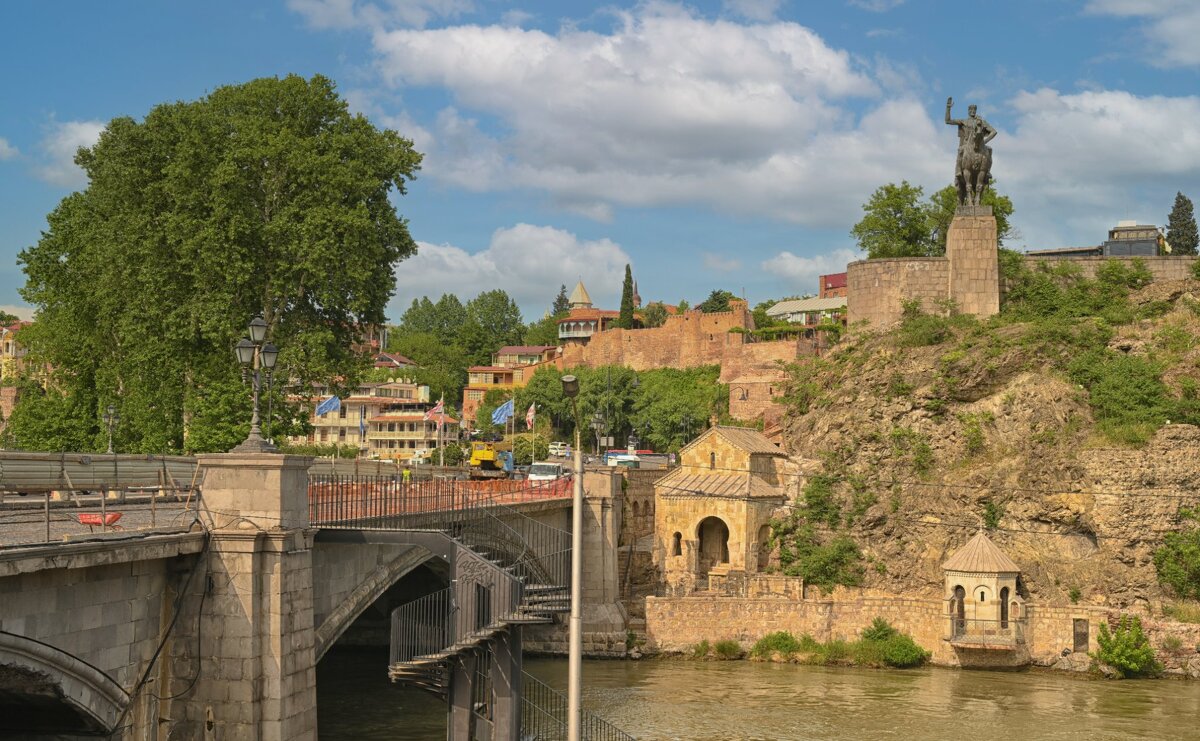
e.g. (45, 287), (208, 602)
(388, 553), (525, 666)
(949, 617), (1026, 647)
(520, 672), (636, 741)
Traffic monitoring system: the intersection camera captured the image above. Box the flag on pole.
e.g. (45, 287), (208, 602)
(359, 405), (367, 439)
(526, 403), (536, 430)
(315, 395), (340, 417)
(491, 398), (514, 425)
(424, 398), (445, 422)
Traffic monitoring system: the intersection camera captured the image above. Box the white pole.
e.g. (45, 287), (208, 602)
(568, 422), (583, 741)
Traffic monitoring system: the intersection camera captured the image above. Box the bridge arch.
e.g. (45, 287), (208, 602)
(0, 630), (129, 736)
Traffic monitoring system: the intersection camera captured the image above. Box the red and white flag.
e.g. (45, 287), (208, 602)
(424, 398), (444, 422)
(525, 402), (536, 430)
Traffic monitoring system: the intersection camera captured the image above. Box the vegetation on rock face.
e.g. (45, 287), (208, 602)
(1092, 615), (1161, 678)
(1154, 510), (1200, 600)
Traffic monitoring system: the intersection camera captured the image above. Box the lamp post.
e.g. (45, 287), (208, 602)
(103, 405), (119, 455)
(233, 315), (279, 453)
(560, 374), (584, 741)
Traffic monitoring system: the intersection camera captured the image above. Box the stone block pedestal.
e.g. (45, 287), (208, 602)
(946, 208), (1000, 318)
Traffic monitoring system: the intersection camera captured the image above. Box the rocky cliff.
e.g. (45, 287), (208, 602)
(778, 275), (1200, 610)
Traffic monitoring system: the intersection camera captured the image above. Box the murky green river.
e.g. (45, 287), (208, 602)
(317, 649), (1200, 740)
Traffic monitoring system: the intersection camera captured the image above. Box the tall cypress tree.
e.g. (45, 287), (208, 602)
(618, 264), (635, 329)
(1167, 192), (1199, 256)
(551, 284), (570, 316)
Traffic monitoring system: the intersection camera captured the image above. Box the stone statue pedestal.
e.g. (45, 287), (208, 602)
(946, 209), (1000, 318)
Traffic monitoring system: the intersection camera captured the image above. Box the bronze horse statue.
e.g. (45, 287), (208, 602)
(956, 123), (992, 207)
(945, 97), (997, 207)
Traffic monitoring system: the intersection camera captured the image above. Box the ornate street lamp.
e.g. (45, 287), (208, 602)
(103, 404), (120, 455)
(232, 315), (279, 453)
(560, 375), (584, 741)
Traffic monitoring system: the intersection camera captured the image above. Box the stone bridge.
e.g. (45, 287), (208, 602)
(0, 454), (624, 739)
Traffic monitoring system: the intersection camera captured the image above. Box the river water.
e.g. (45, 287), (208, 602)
(317, 649), (1200, 740)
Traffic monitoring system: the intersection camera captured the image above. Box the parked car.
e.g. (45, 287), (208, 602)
(548, 441), (568, 457)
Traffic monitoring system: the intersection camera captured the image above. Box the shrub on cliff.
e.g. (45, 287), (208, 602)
(1092, 615), (1161, 678)
(713, 640), (743, 659)
(1154, 510), (1200, 600)
(750, 631), (805, 659)
(772, 521), (864, 591)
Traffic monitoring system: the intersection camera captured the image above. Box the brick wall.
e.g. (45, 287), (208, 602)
(720, 340), (800, 422)
(561, 302), (755, 371)
(947, 215), (1000, 317)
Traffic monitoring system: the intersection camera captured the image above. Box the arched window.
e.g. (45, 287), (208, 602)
(709, 452), (716, 470)
(1000, 586), (1010, 629)
(952, 585), (966, 635)
(672, 532), (682, 556)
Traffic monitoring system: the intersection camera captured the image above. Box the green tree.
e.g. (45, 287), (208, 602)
(851, 181), (937, 258)
(386, 332), (470, 405)
(459, 290), (525, 365)
(1154, 509), (1200, 599)
(1092, 615), (1161, 678)
(676, 299), (690, 313)
(552, 284), (571, 315)
(928, 184), (1015, 252)
(16, 74), (421, 453)
(697, 289), (737, 314)
(641, 301), (669, 329)
(524, 313), (562, 346)
(1167, 192), (1198, 256)
(617, 264), (635, 329)
(475, 388), (513, 432)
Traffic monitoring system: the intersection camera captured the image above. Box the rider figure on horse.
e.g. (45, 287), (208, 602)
(946, 97), (997, 206)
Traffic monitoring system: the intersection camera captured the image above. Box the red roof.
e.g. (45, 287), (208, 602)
(495, 345), (556, 355)
(821, 272), (847, 289)
(557, 309), (619, 324)
(375, 352), (415, 367)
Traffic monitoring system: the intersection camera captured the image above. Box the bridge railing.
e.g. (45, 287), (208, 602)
(520, 671), (636, 741)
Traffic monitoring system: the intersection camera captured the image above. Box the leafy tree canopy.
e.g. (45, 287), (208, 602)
(640, 301), (669, 329)
(853, 181), (1015, 259)
(16, 74), (421, 453)
(617, 264), (635, 329)
(697, 289), (737, 314)
(1167, 191), (1198, 256)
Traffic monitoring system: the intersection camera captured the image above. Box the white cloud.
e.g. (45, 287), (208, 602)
(762, 248), (857, 291)
(722, 0), (783, 22)
(1085, 0), (1200, 67)
(0, 305), (34, 321)
(703, 253), (742, 272)
(0, 137), (17, 160)
(391, 224), (631, 319)
(288, 0), (474, 29)
(848, 0), (905, 12)
(36, 120), (104, 188)
(1001, 87), (1200, 248)
(367, 5), (956, 226)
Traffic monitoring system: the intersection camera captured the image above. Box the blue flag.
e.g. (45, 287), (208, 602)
(315, 395), (341, 417)
(491, 399), (514, 425)
(359, 405), (367, 438)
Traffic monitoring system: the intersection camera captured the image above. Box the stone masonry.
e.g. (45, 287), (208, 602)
(946, 213), (1000, 317)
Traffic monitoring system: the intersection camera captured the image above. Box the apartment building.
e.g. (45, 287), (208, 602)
(293, 379), (431, 451)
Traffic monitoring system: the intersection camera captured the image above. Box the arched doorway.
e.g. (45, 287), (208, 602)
(696, 516), (730, 576)
(952, 585), (966, 636)
(756, 524), (772, 571)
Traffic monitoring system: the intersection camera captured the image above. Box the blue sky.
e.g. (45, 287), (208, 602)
(2, 1), (1200, 321)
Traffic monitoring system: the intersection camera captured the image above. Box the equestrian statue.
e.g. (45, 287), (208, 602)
(945, 97), (997, 207)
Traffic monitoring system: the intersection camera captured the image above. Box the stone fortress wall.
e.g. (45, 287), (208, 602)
(847, 210), (1199, 329)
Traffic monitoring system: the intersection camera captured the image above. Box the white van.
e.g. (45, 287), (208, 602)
(528, 462), (568, 481)
(547, 442), (568, 457)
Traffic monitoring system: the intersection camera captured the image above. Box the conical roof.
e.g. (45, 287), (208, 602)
(568, 280), (592, 308)
(942, 531), (1020, 573)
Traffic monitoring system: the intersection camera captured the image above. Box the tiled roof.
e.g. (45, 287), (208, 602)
(654, 468), (781, 499)
(375, 352), (415, 367)
(678, 426), (786, 458)
(557, 309), (619, 323)
(942, 531), (1021, 573)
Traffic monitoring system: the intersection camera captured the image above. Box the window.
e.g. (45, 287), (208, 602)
(672, 532), (682, 556)
(339, 405), (347, 419)
(338, 429), (346, 440)
(709, 452), (716, 470)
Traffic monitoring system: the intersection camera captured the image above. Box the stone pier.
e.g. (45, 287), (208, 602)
(946, 207), (1000, 318)
(189, 452), (318, 740)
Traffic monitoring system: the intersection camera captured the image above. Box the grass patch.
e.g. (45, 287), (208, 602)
(691, 640), (711, 659)
(713, 640), (743, 660)
(1162, 602), (1200, 624)
(748, 622), (929, 669)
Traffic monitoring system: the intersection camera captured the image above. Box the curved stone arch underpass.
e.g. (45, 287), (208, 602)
(0, 629), (129, 735)
(313, 546), (432, 661)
